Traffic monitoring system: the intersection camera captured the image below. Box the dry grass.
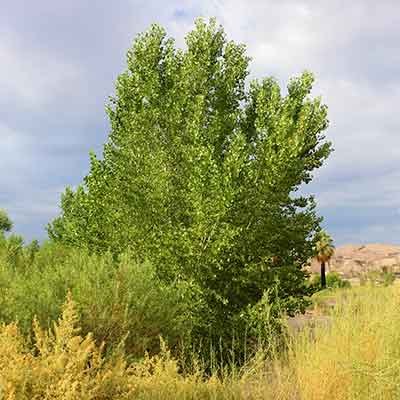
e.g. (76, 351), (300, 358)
(289, 285), (400, 399)
(0, 286), (399, 399)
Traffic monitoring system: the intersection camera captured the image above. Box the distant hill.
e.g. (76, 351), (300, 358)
(309, 244), (400, 277)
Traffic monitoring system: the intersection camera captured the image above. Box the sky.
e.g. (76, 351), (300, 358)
(1, 0), (399, 245)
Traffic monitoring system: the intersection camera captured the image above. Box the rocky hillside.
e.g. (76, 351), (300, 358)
(309, 244), (400, 277)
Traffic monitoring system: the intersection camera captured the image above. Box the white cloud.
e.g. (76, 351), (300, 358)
(310, 168), (400, 209)
(0, 29), (83, 109)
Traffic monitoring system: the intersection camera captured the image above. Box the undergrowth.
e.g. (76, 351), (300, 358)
(0, 285), (400, 399)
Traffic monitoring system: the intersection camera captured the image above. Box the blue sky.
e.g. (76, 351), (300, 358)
(1, 0), (399, 245)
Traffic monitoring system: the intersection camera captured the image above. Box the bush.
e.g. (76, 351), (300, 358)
(326, 272), (351, 289)
(0, 239), (292, 366)
(0, 294), (145, 399)
(0, 245), (194, 358)
(309, 272), (351, 290)
(0, 234), (43, 270)
(382, 271), (396, 286)
(0, 295), (251, 399)
(71, 253), (195, 357)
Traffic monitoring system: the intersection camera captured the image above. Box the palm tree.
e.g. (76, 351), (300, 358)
(314, 230), (335, 288)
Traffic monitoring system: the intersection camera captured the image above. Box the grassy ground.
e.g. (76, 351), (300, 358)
(286, 284), (400, 399)
(1, 284), (400, 399)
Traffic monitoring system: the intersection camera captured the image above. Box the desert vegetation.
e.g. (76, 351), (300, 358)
(1, 18), (396, 399)
(0, 239), (399, 399)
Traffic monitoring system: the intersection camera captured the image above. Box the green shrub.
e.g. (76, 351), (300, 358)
(326, 272), (351, 289)
(309, 272), (351, 290)
(71, 252), (194, 357)
(0, 246), (194, 359)
(308, 274), (322, 290)
(0, 234), (42, 270)
(382, 271), (396, 286)
(0, 239), (293, 365)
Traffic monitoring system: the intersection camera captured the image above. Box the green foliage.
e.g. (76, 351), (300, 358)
(0, 233), (42, 270)
(0, 244), (193, 358)
(309, 272), (350, 290)
(326, 272), (351, 289)
(314, 230), (335, 263)
(48, 19), (332, 351)
(382, 271), (396, 286)
(0, 208), (12, 233)
(25, 239), (40, 262)
(242, 288), (290, 350)
(308, 274), (320, 288)
(314, 230), (335, 288)
(5, 234), (24, 264)
(0, 233), (24, 269)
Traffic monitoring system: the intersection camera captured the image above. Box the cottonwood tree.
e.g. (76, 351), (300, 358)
(49, 19), (332, 342)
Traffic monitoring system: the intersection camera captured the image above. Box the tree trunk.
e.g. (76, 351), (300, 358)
(321, 261), (326, 288)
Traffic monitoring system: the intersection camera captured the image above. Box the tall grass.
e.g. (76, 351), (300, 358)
(290, 285), (400, 399)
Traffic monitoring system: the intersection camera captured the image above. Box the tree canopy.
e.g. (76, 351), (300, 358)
(315, 230), (335, 288)
(0, 209), (12, 234)
(315, 230), (335, 264)
(48, 19), (332, 344)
